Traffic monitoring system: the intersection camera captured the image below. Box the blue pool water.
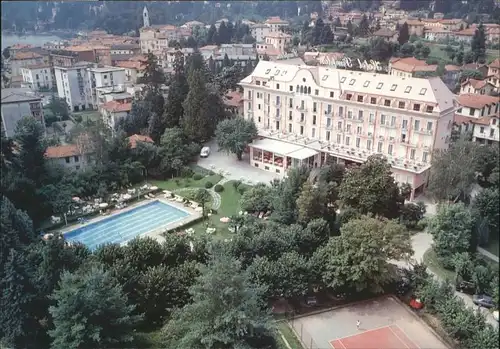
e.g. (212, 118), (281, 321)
(64, 200), (190, 250)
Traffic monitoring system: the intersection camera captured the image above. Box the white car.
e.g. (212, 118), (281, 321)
(200, 146), (210, 158)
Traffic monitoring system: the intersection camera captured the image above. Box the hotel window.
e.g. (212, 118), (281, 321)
(490, 129), (494, 137)
(326, 130), (331, 141)
(381, 114), (386, 125)
(404, 86), (412, 93)
(307, 87), (311, 94)
(367, 140), (372, 150)
(345, 136), (350, 146)
(289, 85), (293, 92)
(402, 119), (408, 129)
(358, 110), (363, 120)
(347, 111), (353, 119)
(388, 144), (393, 155)
(346, 93), (353, 100)
(300, 86), (304, 93)
(413, 103), (421, 111)
(337, 121), (342, 130)
(289, 111), (292, 120)
(423, 151), (429, 163)
(258, 104), (261, 110)
(377, 142), (383, 153)
(376, 82), (383, 89)
(427, 122), (433, 131)
(300, 126), (304, 135)
(340, 77), (346, 83)
(357, 95), (364, 102)
(398, 101), (405, 109)
(384, 99), (391, 106)
(296, 85), (299, 92)
(276, 121), (280, 130)
(357, 126), (362, 134)
(370, 97), (376, 104)
(390, 84), (397, 91)
(258, 117), (261, 122)
(65, 157), (70, 164)
(313, 115), (317, 125)
(330, 91), (334, 98)
(414, 119), (420, 130)
(289, 99), (293, 108)
(248, 91), (252, 99)
(74, 156), (79, 162)
(419, 88), (427, 95)
(349, 79), (356, 85)
(337, 134), (342, 143)
(347, 124), (351, 132)
(391, 116), (396, 126)
(426, 106), (434, 113)
(276, 83), (280, 90)
(493, 119), (497, 125)
(289, 124), (292, 132)
(300, 113), (305, 121)
(315, 89), (319, 95)
(356, 138), (360, 148)
(469, 108), (475, 116)
(480, 126), (485, 133)
(339, 106), (344, 116)
(369, 113), (375, 123)
(327, 104), (332, 113)
(410, 149), (416, 160)
(257, 81), (261, 86)
(313, 102), (317, 112)
(312, 128), (316, 138)
(363, 80), (370, 87)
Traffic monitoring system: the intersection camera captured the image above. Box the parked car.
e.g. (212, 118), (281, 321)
(472, 294), (495, 309)
(493, 310), (499, 322)
(455, 279), (476, 295)
(200, 146), (210, 158)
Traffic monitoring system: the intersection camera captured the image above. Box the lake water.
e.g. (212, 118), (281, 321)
(1, 34), (64, 50)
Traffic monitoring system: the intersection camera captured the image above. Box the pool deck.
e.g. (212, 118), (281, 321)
(57, 198), (202, 245)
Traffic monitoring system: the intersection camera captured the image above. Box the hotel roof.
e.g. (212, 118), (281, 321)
(240, 60), (456, 111)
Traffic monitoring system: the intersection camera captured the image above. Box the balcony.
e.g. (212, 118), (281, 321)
(296, 106), (308, 112)
(324, 110), (333, 117)
(353, 117), (364, 123)
(415, 128), (433, 136)
(264, 99), (270, 105)
(401, 139), (418, 147)
(274, 114), (281, 120)
(296, 117), (306, 124)
(380, 122), (397, 129)
(273, 101), (281, 107)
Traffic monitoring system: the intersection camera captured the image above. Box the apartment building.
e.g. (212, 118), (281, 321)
(389, 57), (437, 78)
(460, 79), (496, 95)
(45, 144), (93, 172)
(55, 62), (126, 111)
(264, 17), (289, 32)
(239, 61), (456, 200)
(264, 32), (292, 53)
(486, 59), (500, 91)
(10, 51), (45, 77)
(140, 25), (191, 54)
(20, 64), (54, 91)
(1, 88), (45, 137)
(454, 94), (499, 145)
(99, 100), (132, 130)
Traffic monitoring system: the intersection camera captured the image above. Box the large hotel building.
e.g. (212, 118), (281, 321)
(239, 61), (457, 200)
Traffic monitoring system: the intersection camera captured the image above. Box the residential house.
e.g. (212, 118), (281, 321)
(99, 100), (132, 130)
(439, 19), (466, 31)
(128, 134), (154, 149)
(372, 28), (399, 42)
(460, 78), (496, 95)
(389, 57), (438, 78)
(10, 51), (44, 77)
(455, 28), (476, 44)
(264, 17), (289, 32)
(250, 23), (272, 43)
(181, 21), (205, 29)
(1, 88), (45, 137)
(486, 58), (500, 91)
(264, 32), (292, 54)
(424, 28), (452, 42)
(110, 44), (141, 55)
(223, 91), (244, 117)
(20, 64), (54, 91)
(454, 94), (500, 144)
(400, 20), (425, 36)
(116, 60), (146, 84)
(162, 47), (195, 69)
(45, 144), (93, 172)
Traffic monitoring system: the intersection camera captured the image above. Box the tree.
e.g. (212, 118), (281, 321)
(47, 95), (69, 121)
(427, 203), (474, 269)
(140, 52), (165, 89)
(471, 188), (499, 244)
(49, 265), (142, 349)
(163, 51), (189, 129)
(119, 100), (150, 136)
(428, 137), (479, 202)
(222, 53), (231, 68)
(296, 181), (328, 224)
(338, 155), (404, 219)
(315, 216), (413, 294)
(398, 22), (410, 45)
(0, 249), (39, 349)
(400, 202), (426, 229)
(195, 188), (211, 218)
(471, 23), (486, 63)
(158, 127), (199, 177)
(161, 252), (276, 349)
(206, 24), (217, 44)
(271, 167), (310, 225)
(358, 14), (370, 37)
(182, 69), (213, 142)
(215, 118), (257, 160)
(239, 184), (273, 213)
(346, 20), (354, 36)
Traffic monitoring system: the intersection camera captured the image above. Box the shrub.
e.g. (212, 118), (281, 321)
(211, 209), (218, 214)
(238, 187), (247, 195)
(204, 181), (213, 189)
(174, 179), (180, 186)
(214, 184), (224, 192)
(232, 180), (242, 189)
(192, 173), (203, 180)
(180, 167), (193, 178)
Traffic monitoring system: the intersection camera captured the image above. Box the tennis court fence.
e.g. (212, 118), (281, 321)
(287, 316), (320, 349)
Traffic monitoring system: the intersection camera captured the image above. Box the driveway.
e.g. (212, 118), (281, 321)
(196, 140), (281, 185)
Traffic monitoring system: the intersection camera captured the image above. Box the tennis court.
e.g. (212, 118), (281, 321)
(64, 200), (192, 250)
(288, 296), (450, 349)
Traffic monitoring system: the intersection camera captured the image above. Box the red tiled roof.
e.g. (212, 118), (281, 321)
(224, 91), (243, 107)
(461, 78), (488, 89)
(45, 144), (81, 158)
(12, 51), (43, 60)
(100, 101), (132, 113)
(456, 28), (476, 36)
(489, 58), (500, 69)
(390, 57), (437, 73)
(457, 93), (499, 109)
(128, 134), (153, 148)
(116, 60), (146, 70)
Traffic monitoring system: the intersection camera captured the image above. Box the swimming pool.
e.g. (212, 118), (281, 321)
(64, 200), (190, 250)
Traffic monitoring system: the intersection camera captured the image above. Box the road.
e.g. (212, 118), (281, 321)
(397, 231), (498, 327)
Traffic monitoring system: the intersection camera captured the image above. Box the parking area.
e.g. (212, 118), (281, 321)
(197, 140), (281, 184)
(288, 296), (450, 349)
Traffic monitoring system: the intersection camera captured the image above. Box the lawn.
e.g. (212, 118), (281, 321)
(149, 174), (223, 191)
(276, 321), (304, 349)
(422, 248), (456, 281)
(73, 110), (102, 123)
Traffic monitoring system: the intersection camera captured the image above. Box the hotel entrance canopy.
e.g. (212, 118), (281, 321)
(251, 138), (319, 159)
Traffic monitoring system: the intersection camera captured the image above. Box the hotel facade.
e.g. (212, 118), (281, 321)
(239, 61), (457, 200)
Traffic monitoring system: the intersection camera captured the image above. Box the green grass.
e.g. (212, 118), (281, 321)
(73, 110), (102, 123)
(276, 322), (304, 349)
(149, 174), (223, 191)
(423, 248), (456, 281)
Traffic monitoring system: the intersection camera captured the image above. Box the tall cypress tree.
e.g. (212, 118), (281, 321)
(398, 22), (410, 45)
(471, 23), (486, 63)
(182, 69), (210, 142)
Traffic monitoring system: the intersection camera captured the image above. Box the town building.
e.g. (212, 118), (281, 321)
(372, 28), (399, 42)
(264, 32), (293, 54)
(1, 88), (45, 137)
(10, 51), (45, 77)
(116, 60), (146, 84)
(223, 91), (244, 117)
(45, 144), (93, 172)
(239, 61), (457, 200)
(264, 16), (289, 31)
(99, 100), (132, 130)
(486, 58), (500, 91)
(110, 44), (141, 56)
(20, 64), (54, 91)
(198, 44), (257, 69)
(454, 94), (499, 145)
(460, 78), (496, 95)
(388, 57), (437, 78)
(250, 23), (272, 43)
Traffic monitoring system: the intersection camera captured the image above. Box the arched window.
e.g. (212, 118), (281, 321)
(300, 86), (304, 93)
(307, 86), (311, 94)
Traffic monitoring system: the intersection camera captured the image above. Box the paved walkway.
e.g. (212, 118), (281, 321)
(477, 247), (499, 263)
